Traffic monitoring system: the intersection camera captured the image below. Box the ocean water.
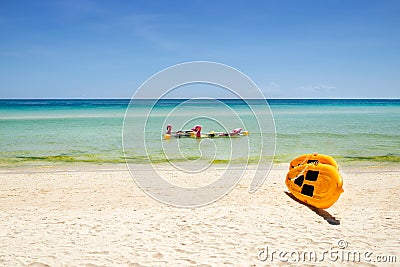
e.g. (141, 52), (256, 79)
(0, 99), (399, 166)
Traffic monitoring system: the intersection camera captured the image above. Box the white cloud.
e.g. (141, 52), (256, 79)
(261, 82), (337, 98)
(262, 81), (282, 98)
(295, 84), (336, 97)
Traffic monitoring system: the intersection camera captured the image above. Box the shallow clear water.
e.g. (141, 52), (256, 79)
(0, 99), (399, 165)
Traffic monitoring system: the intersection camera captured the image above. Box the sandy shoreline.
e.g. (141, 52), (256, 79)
(0, 163), (399, 266)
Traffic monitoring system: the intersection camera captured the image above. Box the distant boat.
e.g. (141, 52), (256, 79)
(164, 124), (249, 139)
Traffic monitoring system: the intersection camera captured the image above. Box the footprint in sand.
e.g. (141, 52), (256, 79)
(153, 252), (163, 259)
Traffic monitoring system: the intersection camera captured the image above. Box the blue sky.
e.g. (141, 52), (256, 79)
(0, 0), (399, 98)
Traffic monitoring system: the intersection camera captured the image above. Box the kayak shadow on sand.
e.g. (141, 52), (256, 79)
(284, 191), (341, 225)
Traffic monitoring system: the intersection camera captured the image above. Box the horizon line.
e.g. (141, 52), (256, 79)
(0, 97), (400, 100)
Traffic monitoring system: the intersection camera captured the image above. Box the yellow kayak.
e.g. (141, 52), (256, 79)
(289, 153), (339, 170)
(286, 155), (343, 209)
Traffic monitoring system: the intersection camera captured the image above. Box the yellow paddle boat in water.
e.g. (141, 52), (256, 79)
(286, 153), (343, 209)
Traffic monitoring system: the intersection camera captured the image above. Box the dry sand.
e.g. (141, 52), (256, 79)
(0, 163), (398, 266)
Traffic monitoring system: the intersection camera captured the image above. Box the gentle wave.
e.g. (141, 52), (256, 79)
(339, 154), (400, 163)
(277, 132), (400, 137)
(1, 153), (399, 166)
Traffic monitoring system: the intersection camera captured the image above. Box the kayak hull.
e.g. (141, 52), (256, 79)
(286, 158), (343, 209)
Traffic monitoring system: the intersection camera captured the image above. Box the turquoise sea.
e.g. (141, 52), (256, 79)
(1, 99), (399, 166)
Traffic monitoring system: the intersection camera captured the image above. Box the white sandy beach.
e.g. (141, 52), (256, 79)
(0, 163), (398, 266)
